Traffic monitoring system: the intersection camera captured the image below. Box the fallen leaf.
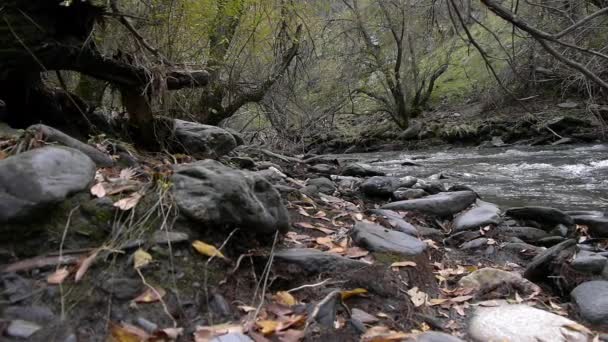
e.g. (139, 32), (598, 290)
(450, 295), (473, 303)
(133, 287), (166, 303)
(344, 246), (369, 259)
(0, 151), (7, 160)
(353, 213), (364, 221)
(192, 240), (226, 259)
(293, 222), (334, 234)
(562, 323), (592, 334)
(153, 327), (183, 340)
(108, 322), (149, 342)
(238, 305), (257, 313)
(193, 323), (243, 342)
(340, 288), (368, 300)
(274, 291), (297, 306)
(361, 326), (409, 341)
(114, 192), (143, 211)
(133, 248), (152, 269)
(297, 207), (310, 217)
(119, 168), (137, 180)
(47, 267), (70, 285)
(90, 183), (106, 198)
(277, 329), (305, 342)
(390, 261), (417, 269)
(277, 315), (306, 331)
(407, 287), (427, 307)
(257, 320), (279, 336)
(75, 248), (101, 282)
(315, 236), (335, 249)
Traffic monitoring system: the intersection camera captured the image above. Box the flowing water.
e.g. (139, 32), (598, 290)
(341, 144), (608, 211)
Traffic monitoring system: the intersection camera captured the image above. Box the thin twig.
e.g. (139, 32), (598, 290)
(252, 231), (280, 322)
(287, 278), (332, 293)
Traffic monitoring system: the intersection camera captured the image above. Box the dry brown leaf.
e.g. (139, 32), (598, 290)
(344, 246), (369, 259)
(256, 320), (279, 336)
(192, 240), (226, 259)
(361, 326), (409, 342)
(450, 295), (473, 303)
(315, 236), (335, 249)
(238, 305), (257, 313)
(293, 222), (333, 234)
(119, 168), (137, 180)
(75, 248), (100, 282)
(47, 267), (70, 285)
(390, 261), (417, 270)
(133, 248), (152, 269)
(274, 291), (297, 306)
(340, 288), (368, 300)
(297, 207), (310, 217)
(277, 329), (305, 342)
(152, 327), (184, 340)
(108, 322), (149, 342)
(114, 192), (143, 211)
(407, 287), (427, 307)
(90, 182), (106, 198)
(133, 287), (166, 303)
(0, 150), (7, 160)
(193, 323), (243, 342)
(562, 323), (592, 334)
(277, 315), (306, 331)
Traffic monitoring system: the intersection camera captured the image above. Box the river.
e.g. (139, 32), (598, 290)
(343, 144), (608, 211)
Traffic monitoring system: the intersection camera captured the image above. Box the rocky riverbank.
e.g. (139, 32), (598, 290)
(0, 122), (607, 341)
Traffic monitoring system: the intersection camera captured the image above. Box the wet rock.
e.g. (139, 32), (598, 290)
(399, 176), (418, 188)
(99, 277), (143, 300)
(308, 163), (337, 175)
(274, 248), (367, 273)
(458, 268), (540, 298)
(351, 308), (378, 324)
(416, 227), (443, 240)
(505, 207), (574, 227)
(0, 146), (96, 223)
(331, 175), (362, 190)
(406, 331), (465, 342)
(571, 252), (607, 274)
(468, 301), (589, 342)
(367, 209), (418, 236)
(311, 290), (342, 327)
(412, 180), (445, 195)
(535, 236), (566, 246)
(460, 238), (488, 250)
(400, 160), (422, 167)
(6, 320), (41, 339)
(571, 280), (608, 325)
(550, 224), (569, 237)
(304, 177), (336, 195)
(171, 119), (238, 158)
(524, 239), (576, 282)
(172, 160), (289, 234)
(445, 231), (482, 247)
(136, 317), (158, 333)
(447, 184), (476, 193)
(453, 201), (501, 232)
(399, 121), (422, 140)
(210, 333), (253, 342)
(360, 176), (403, 197)
(499, 226), (550, 243)
(392, 188), (428, 200)
(341, 163), (385, 177)
(381, 191), (477, 217)
(3, 305), (55, 323)
(547, 116), (590, 133)
(501, 242), (545, 258)
(209, 292), (233, 319)
(28, 124), (113, 167)
(351, 222), (426, 256)
(256, 161), (282, 171)
(254, 167), (287, 184)
(572, 215), (608, 238)
(228, 156), (256, 169)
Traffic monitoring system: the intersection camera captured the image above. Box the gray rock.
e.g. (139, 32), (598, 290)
(535, 236), (566, 246)
(172, 160), (289, 234)
(28, 124), (113, 167)
(468, 301), (589, 342)
(171, 119), (238, 158)
(308, 163), (337, 175)
(274, 248), (367, 273)
(3, 306), (55, 323)
(351, 308), (378, 324)
(572, 215), (608, 238)
(453, 201), (501, 232)
(550, 224), (569, 237)
(571, 253), (607, 274)
(491, 136), (506, 147)
(506, 206), (574, 227)
(99, 277), (143, 300)
(458, 268), (540, 297)
(460, 238), (488, 250)
(399, 176), (418, 188)
(392, 188), (428, 200)
(351, 222), (426, 256)
(445, 231), (482, 247)
(406, 331), (465, 342)
(254, 167), (287, 184)
(341, 163), (385, 177)
(305, 177), (336, 195)
(228, 156), (256, 169)
(381, 191), (477, 217)
(571, 280), (608, 325)
(399, 121), (422, 140)
(28, 321), (76, 342)
(210, 333), (253, 342)
(499, 226), (550, 243)
(416, 227), (443, 239)
(413, 180), (446, 195)
(557, 102), (579, 109)
(6, 320), (42, 339)
(331, 175), (362, 190)
(502, 242), (545, 256)
(360, 176), (402, 197)
(0, 147), (96, 223)
(136, 317), (158, 333)
(367, 209), (418, 236)
(209, 292), (233, 319)
(524, 239), (576, 281)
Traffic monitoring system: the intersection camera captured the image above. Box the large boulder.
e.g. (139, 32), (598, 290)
(360, 176), (402, 197)
(171, 119), (238, 158)
(351, 222), (426, 256)
(570, 280), (608, 326)
(381, 191), (477, 217)
(0, 147), (96, 223)
(505, 206), (574, 227)
(341, 163), (385, 177)
(172, 160), (289, 234)
(468, 301), (589, 342)
(452, 201), (501, 232)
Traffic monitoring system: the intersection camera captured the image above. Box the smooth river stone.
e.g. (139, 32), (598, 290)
(381, 191), (477, 216)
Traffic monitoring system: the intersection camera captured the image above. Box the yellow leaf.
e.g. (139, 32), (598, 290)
(133, 287), (166, 303)
(274, 291), (297, 306)
(192, 240), (226, 259)
(341, 288), (368, 300)
(133, 248), (152, 269)
(108, 322), (149, 342)
(47, 267), (70, 285)
(256, 320), (279, 336)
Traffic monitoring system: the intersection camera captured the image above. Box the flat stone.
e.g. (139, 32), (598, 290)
(381, 191), (477, 217)
(341, 163), (385, 177)
(305, 177), (336, 195)
(453, 201), (501, 232)
(460, 238), (488, 250)
(0, 146), (96, 223)
(501, 242), (545, 257)
(171, 119), (238, 158)
(351, 308), (378, 324)
(412, 180), (445, 195)
(172, 160), (289, 234)
(228, 156), (256, 169)
(571, 280), (608, 325)
(351, 222), (426, 256)
(505, 206), (574, 227)
(468, 302), (589, 342)
(6, 320), (42, 339)
(406, 331), (465, 342)
(499, 226), (550, 243)
(367, 209), (418, 236)
(445, 231), (482, 247)
(360, 176), (402, 197)
(308, 164), (337, 175)
(210, 333), (253, 342)
(392, 188), (428, 200)
(399, 176), (418, 188)
(274, 248), (367, 273)
(99, 277), (143, 300)
(571, 254), (607, 274)
(524, 239), (576, 282)
(3, 305), (55, 323)
(572, 215), (608, 238)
